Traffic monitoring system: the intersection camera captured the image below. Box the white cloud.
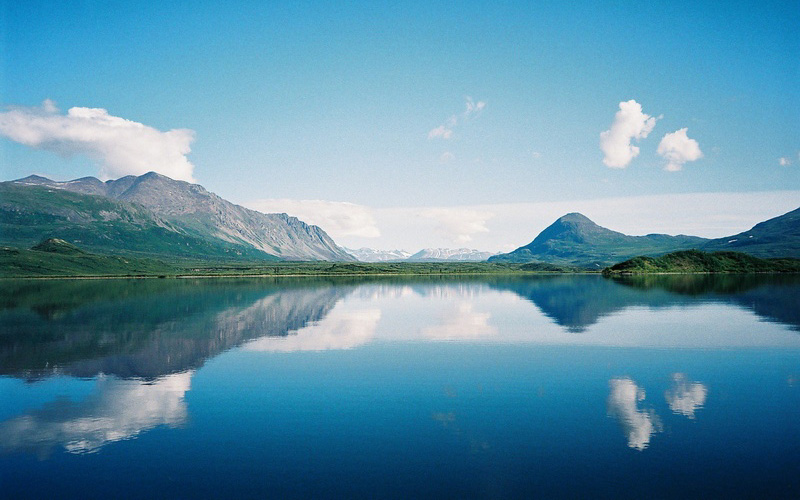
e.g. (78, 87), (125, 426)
(779, 157), (792, 166)
(418, 207), (493, 243)
(428, 96), (486, 140)
(664, 373), (707, 419)
(600, 100), (658, 168)
(440, 151), (455, 163)
(0, 100), (196, 182)
(246, 199), (380, 238)
(607, 377), (661, 450)
(657, 128), (703, 171)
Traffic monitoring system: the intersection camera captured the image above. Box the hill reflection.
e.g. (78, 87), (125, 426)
(0, 278), (352, 380)
(0, 275), (798, 382)
(491, 274), (800, 332)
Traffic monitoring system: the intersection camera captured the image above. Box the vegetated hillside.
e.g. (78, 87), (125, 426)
(0, 239), (581, 277)
(701, 207), (800, 258)
(603, 249), (800, 275)
(0, 238), (175, 277)
(489, 213), (707, 267)
(4, 172), (354, 261)
(0, 182), (274, 260)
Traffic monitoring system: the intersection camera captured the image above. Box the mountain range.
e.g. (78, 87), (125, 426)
(2, 172), (797, 267)
(1, 172), (353, 261)
(345, 247), (495, 262)
(344, 248), (412, 262)
(490, 208), (800, 267)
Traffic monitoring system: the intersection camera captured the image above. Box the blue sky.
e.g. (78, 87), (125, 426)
(1, 1), (798, 251)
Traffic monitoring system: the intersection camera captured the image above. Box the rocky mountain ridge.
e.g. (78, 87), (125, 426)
(4, 172), (354, 261)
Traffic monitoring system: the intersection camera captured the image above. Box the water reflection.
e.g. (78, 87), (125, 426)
(1, 276), (797, 495)
(245, 307), (381, 352)
(0, 372), (190, 457)
(607, 377), (661, 450)
(665, 373), (708, 419)
(1, 275), (799, 383)
(611, 274), (800, 332)
(422, 302), (497, 340)
(493, 274), (800, 333)
(0, 279), (351, 380)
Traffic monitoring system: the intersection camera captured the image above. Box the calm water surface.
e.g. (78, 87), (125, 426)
(1, 275), (799, 498)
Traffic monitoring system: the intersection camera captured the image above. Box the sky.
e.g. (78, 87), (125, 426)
(1, 0), (798, 252)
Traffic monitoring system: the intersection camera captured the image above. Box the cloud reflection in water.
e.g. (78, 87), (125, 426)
(244, 308), (382, 352)
(0, 371), (191, 457)
(665, 373), (707, 419)
(607, 377), (661, 451)
(422, 302), (497, 340)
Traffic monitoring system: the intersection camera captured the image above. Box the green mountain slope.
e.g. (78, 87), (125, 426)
(3, 172), (355, 261)
(489, 213), (707, 267)
(701, 207), (800, 258)
(0, 239), (175, 277)
(0, 183), (274, 260)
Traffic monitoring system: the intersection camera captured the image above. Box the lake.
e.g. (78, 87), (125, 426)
(1, 274), (799, 498)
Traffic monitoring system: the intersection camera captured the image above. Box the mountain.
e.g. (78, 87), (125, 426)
(345, 247), (412, 262)
(345, 247), (495, 262)
(407, 248), (495, 262)
(701, 207), (800, 258)
(2, 172), (354, 261)
(489, 213), (708, 267)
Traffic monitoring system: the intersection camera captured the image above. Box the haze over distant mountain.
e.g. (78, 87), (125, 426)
(345, 247), (494, 262)
(701, 207), (800, 258)
(344, 248), (412, 262)
(2, 172), (354, 261)
(489, 213), (708, 267)
(407, 248), (495, 262)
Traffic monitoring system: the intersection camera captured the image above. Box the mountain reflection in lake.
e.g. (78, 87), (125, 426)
(1, 275), (798, 498)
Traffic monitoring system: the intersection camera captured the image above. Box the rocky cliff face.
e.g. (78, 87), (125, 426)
(9, 172), (354, 261)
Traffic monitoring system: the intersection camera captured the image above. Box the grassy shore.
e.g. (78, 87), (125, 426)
(5, 241), (799, 279)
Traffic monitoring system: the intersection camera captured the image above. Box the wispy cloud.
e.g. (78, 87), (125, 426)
(600, 100), (658, 168)
(440, 151), (455, 163)
(657, 128), (703, 171)
(246, 199), (380, 238)
(0, 100), (196, 182)
(464, 96), (486, 117)
(779, 156), (792, 166)
(428, 96), (486, 140)
(428, 125), (454, 139)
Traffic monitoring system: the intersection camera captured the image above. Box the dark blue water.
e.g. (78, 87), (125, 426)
(1, 275), (799, 498)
